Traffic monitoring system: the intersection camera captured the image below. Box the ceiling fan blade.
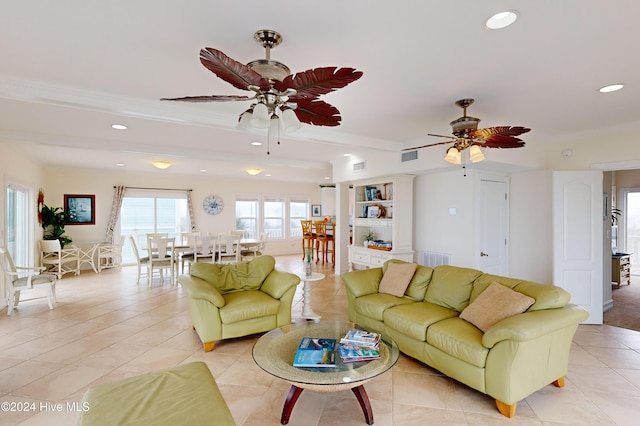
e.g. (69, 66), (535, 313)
(402, 140), (454, 151)
(161, 95), (253, 102)
(470, 126), (530, 148)
(276, 67), (363, 100)
(293, 98), (341, 126)
(427, 133), (457, 140)
(200, 48), (270, 92)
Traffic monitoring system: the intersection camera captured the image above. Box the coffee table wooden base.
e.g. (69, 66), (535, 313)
(280, 384), (374, 425)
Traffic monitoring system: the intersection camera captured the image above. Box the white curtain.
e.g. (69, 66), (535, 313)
(187, 190), (196, 232)
(106, 185), (126, 243)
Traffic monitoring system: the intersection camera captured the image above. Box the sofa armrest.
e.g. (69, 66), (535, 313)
(260, 270), (300, 299)
(342, 268), (383, 297)
(177, 275), (226, 308)
(482, 304), (589, 348)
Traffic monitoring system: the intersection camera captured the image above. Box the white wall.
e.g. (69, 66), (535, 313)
(413, 169), (476, 267)
(42, 166), (321, 255)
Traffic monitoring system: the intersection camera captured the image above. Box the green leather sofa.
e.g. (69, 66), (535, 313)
(342, 261), (589, 418)
(178, 255), (300, 352)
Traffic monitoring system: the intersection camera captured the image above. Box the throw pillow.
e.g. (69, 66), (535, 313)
(378, 262), (418, 297)
(460, 281), (535, 332)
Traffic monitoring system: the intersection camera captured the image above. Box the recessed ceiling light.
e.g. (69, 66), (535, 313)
(265, 174), (272, 177)
(251, 141), (263, 146)
(199, 169), (207, 173)
(599, 83), (624, 93)
(111, 124), (128, 130)
(486, 11), (518, 30)
(116, 163), (125, 167)
(343, 153), (352, 157)
(324, 176), (331, 180)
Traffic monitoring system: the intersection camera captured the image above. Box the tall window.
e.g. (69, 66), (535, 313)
(290, 198), (309, 238)
(235, 197), (259, 239)
(264, 196), (285, 239)
(119, 190), (189, 263)
(6, 183), (33, 266)
(235, 195), (310, 240)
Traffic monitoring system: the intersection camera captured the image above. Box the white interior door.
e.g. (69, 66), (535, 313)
(477, 176), (509, 275)
(553, 171), (603, 324)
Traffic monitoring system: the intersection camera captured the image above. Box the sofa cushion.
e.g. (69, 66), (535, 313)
(427, 317), (489, 368)
(472, 274), (570, 311)
(384, 302), (458, 342)
(354, 293), (413, 321)
(460, 281), (535, 332)
(379, 262), (418, 297)
(424, 265), (483, 312)
(220, 290), (280, 324)
(190, 255), (275, 293)
(383, 260), (434, 301)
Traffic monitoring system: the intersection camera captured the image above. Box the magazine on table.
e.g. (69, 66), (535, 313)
(340, 329), (381, 349)
(338, 343), (380, 363)
(293, 337), (337, 368)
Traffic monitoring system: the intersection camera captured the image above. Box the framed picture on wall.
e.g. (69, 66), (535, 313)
(311, 204), (321, 217)
(64, 194), (95, 225)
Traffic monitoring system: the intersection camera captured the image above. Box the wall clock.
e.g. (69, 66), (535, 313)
(203, 195), (223, 215)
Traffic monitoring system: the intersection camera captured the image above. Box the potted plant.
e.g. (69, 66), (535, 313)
(41, 204), (72, 247)
(364, 230), (375, 247)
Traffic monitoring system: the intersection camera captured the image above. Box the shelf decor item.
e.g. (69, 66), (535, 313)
(305, 247), (313, 277)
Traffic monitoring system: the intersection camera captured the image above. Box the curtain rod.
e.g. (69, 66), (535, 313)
(114, 186), (192, 192)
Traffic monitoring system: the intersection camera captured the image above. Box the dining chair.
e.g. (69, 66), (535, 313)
(39, 239), (81, 279)
(177, 232), (201, 273)
(241, 231), (268, 261)
(314, 220), (334, 266)
(229, 230), (248, 240)
(301, 220), (316, 261)
(146, 232), (169, 239)
(146, 236), (176, 286)
(0, 247), (57, 315)
(217, 234), (241, 264)
(97, 235), (126, 272)
(191, 235), (217, 266)
(128, 236), (149, 285)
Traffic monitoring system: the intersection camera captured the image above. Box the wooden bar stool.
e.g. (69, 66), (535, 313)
(314, 220), (334, 266)
(301, 220), (316, 261)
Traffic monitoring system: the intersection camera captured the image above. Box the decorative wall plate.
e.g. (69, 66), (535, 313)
(203, 195), (223, 215)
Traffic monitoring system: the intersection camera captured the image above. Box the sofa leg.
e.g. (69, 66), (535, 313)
(553, 377), (565, 387)
(203, 341), (215, 352)
(496, 400), (516, 418)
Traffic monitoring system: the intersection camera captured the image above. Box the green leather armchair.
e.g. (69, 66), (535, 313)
(178, 255), (300, 352)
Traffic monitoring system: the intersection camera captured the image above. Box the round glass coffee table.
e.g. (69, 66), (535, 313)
(252, 320), (399, 425)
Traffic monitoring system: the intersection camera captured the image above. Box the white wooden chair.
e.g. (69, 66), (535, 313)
(191, 235), (217, 265)
(1, 247), (56, 315)
(146, 236), (176, 286)
(241, 232), (268, 261)
(177, 232), (201, 273)
(97, 235), (126, 272)
(217, 234), (241, 264)
(128, 236), (149, 285)
(39, 239), (80, 279)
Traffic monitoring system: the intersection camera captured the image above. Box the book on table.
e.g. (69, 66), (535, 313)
(338, 343), (380, 363)
(340, 329), (381, 349)
(293, 338), (337, 368)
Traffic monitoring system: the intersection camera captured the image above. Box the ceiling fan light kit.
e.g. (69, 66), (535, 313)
(404, 98), (530, 173)
(162, 29), (363, 153)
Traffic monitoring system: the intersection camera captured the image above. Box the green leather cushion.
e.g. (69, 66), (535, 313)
(220, 290), (280, 324)
(78, 362), (235, 426)
(382, 260), (433, 301)
(384, 302), (458, 341)
(354, 293), (413, 321)
(190, 255), (275, 293)
(424, 265), (483, 312)
(427, 317), (489, 368)
(472, 273), (570, 311)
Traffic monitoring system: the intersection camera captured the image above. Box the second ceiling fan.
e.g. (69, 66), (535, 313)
(405, 98), (531, 164)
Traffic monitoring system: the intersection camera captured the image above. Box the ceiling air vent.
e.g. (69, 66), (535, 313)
(353, 161), (366, 172)
(401, 150), (418, 162)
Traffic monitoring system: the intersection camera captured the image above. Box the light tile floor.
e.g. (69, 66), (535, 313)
(0, 255), (639, 425)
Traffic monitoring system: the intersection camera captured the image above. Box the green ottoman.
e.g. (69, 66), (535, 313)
(77, 362), (235, 425)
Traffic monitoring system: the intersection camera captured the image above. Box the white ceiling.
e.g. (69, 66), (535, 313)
(1, 1), (638, 183)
